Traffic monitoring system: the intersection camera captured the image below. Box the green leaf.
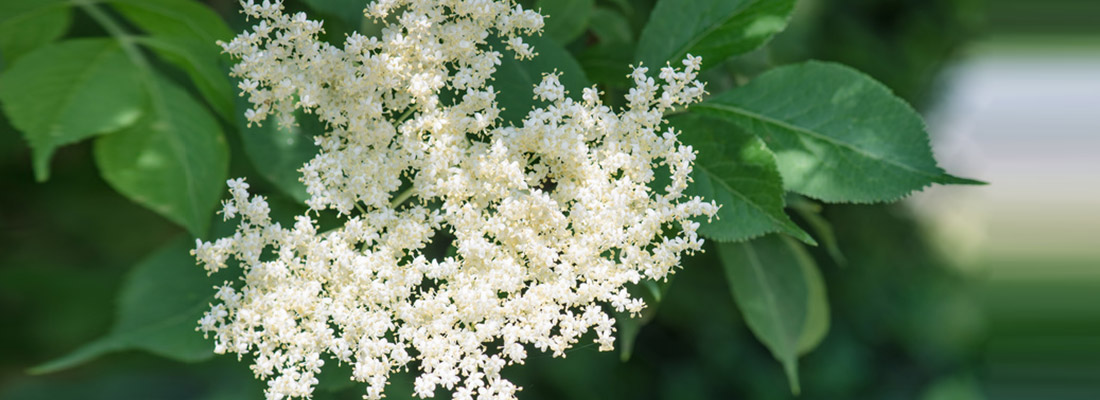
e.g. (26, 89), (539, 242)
(718, 234), (829, 394)
(796, 244), (829, 356)
(0, 38), (144, 181)
(107, 0), (235, 45)
(672, 113), (813, 244)
(0, 0), (72, 67)
(236, 94), (320, 203)
(537, 0), (594, 45)
(578, 8), (634, 88)
(696, 61), (971, 203)
(614, 279), (673, 362)
(589, 7), (633, 45)
(134, 36), (235, 121)
(495, 35), (590, 125)
(30, 237), (215, 374)
(301, 0), (367, 30)
(789, 196), (846, 266)
(635, 0), (795, 70)
(94, 75), (229, 237)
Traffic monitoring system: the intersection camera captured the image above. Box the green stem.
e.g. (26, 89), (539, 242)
(390, 187), (415, 208)
(76, 1), (151, 74)
(393, 106), (417, 125)
(77, 0), (166, 114)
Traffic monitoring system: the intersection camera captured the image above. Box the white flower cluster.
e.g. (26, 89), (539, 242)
(193, 1), (717, 399)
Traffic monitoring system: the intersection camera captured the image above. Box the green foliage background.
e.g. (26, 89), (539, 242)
(0, 0), (1005, 398)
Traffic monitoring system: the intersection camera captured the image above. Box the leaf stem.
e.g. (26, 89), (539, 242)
(394, 106), (417, 125)
(390, 187), (415, 208)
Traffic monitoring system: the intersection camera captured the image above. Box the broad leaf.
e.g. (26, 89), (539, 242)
(495, 35), (590, 125)
(236, 94), (320, 203)
(537, 0), (594, 45)
(0, 0), (72, 67)
(108, 0), (234, 46)
(718, 234), (829, 394)
(696, 61), (970, 203)
(30, 237), (215, 374)
(94, 76), (229, 237)
(135, 36), (235, 121)
(635, 0), (795, 70)
(672, 113), (813, 243)
(0, 39), (144, 181)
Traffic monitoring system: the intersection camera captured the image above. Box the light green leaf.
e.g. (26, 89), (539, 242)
(94, 75), (229, 237)
(0, 0), (72, 67)
(495, 35), (590, 125)
(134, 36), (235, 121)
(0, 38), (144, 181)
(672, 113), (813, 244)
(236, 94), (320, 203)
(537, 0), (594, 45)
(718, 234), (828, 394)
(30, 237), (215, 374)
(108, 0), (235, 45)
(635, 0), (795, 70)
(614, 279), (673, 362)
(696, 61), (971, 203)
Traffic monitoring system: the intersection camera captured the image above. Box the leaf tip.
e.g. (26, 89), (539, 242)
(936, 173), (987, 186)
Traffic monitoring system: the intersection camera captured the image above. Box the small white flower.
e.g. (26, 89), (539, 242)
(195, 1), (716, 400)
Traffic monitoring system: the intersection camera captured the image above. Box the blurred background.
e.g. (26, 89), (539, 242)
(1, 0), (1097, 399)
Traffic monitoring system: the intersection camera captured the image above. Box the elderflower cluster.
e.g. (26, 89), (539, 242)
(193, 1), (717, 399)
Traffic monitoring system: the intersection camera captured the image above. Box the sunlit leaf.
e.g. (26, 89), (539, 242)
(0, 39), (144, 181)
(94, 75), (228, 237)
(673, 113), (813, 243)
(135, 36), (234, 121)
(636, 0), (795, 69)
(697, 61), (976, 203)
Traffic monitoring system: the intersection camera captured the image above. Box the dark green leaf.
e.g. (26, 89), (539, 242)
(635, 0), (795, 70)
(30, 237), (215, 374)
(797, 246), (829, 355)
(495, 35), (590, 125)
(301, 0), (367, 30)
(588, 7), (633, 45)
(0, 39), (144, 181)
(108, 0), (234, 45)
(615, 279), (673, 362)
(718, 234), (828, 394)
(94, 75), (229, 237)
(537, 0), (594, 45)
(578, 8), (634, 88)
(0, 0), (71, 67)
(696, 61), (971, 203)
(789, 196), (846, 266)
(672, 113), (813, 244)
(135, 36), (235, 121)
(236, 94), (320, 203)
